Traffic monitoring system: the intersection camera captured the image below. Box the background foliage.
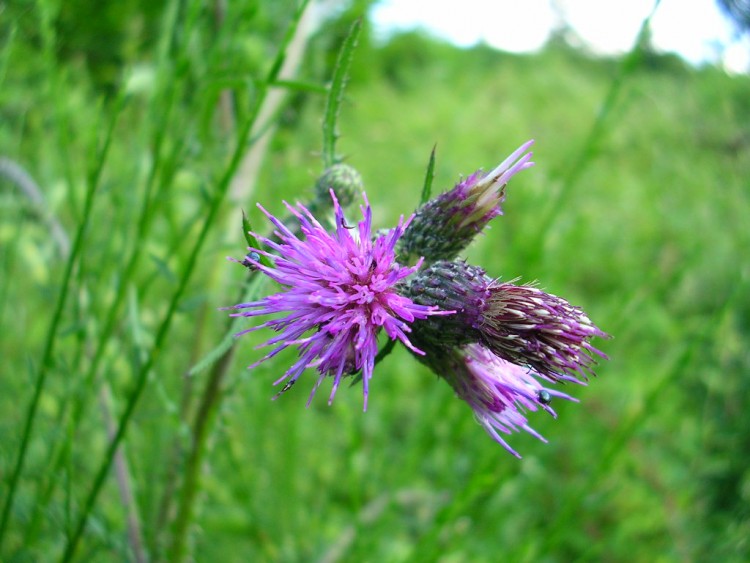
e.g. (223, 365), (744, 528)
(1, 0), (749, 561)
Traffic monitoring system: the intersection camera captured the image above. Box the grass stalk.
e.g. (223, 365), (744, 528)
(0, 97), (123, 550)
(529, 0), (661, 260)
(165, 4), (312, 560)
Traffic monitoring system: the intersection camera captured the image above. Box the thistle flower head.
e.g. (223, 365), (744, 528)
(228, 191), (447, 410)
(402, 260), (608, 383)
(397, 140), (534, 264)
(418, 342), (577, 458)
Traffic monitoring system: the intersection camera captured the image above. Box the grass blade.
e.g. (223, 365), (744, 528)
(420, 144), (437, 204)
(321, 19), (361, 169)
(530, 0), (660, 257)
(0, 95), (124, 549)
(241, 210), (274, 268)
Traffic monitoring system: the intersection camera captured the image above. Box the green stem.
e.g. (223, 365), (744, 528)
(24, 62), (181, 557)
(60, 104), (253, 560)
(166, 4), (312, 560)
(26, 0), (187, 544)
(0, 97), (123, 550)
(529, 0), (661, 262)
(58, 0), (316, 551)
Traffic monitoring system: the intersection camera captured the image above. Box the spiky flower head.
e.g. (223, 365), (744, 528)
(228, 191), (448, 410)
(397, 140), (534, 265)
(416, 342), (578, 457)
(402, 260), (608, 383)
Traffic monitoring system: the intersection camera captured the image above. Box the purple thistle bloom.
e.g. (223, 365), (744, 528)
(397, 140), (535, 265)
(228, 191), (448, 410)
(420, 343), (578, 458)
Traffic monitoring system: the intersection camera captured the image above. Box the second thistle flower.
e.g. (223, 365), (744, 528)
(402, 260), (608, 384)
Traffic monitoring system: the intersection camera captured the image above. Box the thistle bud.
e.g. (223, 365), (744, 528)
(273, 164), (364, 241)
(481, 282), (609, 382)
(397, 140), (534, 265)
(312, 163), (363, 210)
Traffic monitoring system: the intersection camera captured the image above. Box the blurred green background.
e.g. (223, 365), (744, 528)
(1, 0), (749, 561)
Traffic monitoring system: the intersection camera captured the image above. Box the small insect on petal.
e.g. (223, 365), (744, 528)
(537, 389), (552, 405)
(242, 251), (261, 270)
(272, 379), (296, 400)
(281, 379), (295, 392)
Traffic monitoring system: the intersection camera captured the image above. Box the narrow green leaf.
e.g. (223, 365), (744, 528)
(241, 210), (273, 269)
(0, 25), (16, 88)
(150, 253), (177, 284)
(127, 285), (149, 368)
(189, 261), (270, 377)
(188, 332), (235, 377)
(322, 19), (361, 169)
(265, 0), (312, 85)
(420, 144), (437, 205)
(0, 93), (126, 550)
(241, 209), (257, 248)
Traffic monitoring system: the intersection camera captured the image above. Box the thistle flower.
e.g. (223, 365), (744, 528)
(402, 260), (608, 383)
(397, 140), (534, 265)
(417, 342), (578, 457)
(228, 191), (448, 410)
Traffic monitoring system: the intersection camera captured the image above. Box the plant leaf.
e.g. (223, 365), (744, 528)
(241, 210), (273, 268)
(420, 144), (437, 205)
(322, 19), (361, 169)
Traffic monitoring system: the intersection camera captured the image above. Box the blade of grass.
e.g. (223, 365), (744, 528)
(321, 19), (361, 169)
(0, 24), (16, 92)
(27, 0), (194, 538)
(98, 385), (147, 563)
(582, 271), (745, 560)
(542, 263), (744, 557)
(420, 144), (437, 205)
(165, 271), (267, 559)
(242, 209), (274, 268)
(166, 5), (314, 560)
(61, 2), (314, 558)
(28, 62), (183, 551)
(59, 84), (269, 562)
(529, 0), (661, 263)
(229, 0), (315, 204)
(0, 95), (124, 550)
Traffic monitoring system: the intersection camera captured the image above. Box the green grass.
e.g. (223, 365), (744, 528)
(2, 2), (749, 561)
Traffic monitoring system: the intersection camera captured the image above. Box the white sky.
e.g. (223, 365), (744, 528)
(370, 0), (750, 73)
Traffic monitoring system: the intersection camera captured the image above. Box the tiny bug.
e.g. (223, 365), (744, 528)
(242, 251), (261, 270)
(537, 389), (552, 405)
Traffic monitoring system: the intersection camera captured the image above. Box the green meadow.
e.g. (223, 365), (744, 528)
(1, 1), (749, 561)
